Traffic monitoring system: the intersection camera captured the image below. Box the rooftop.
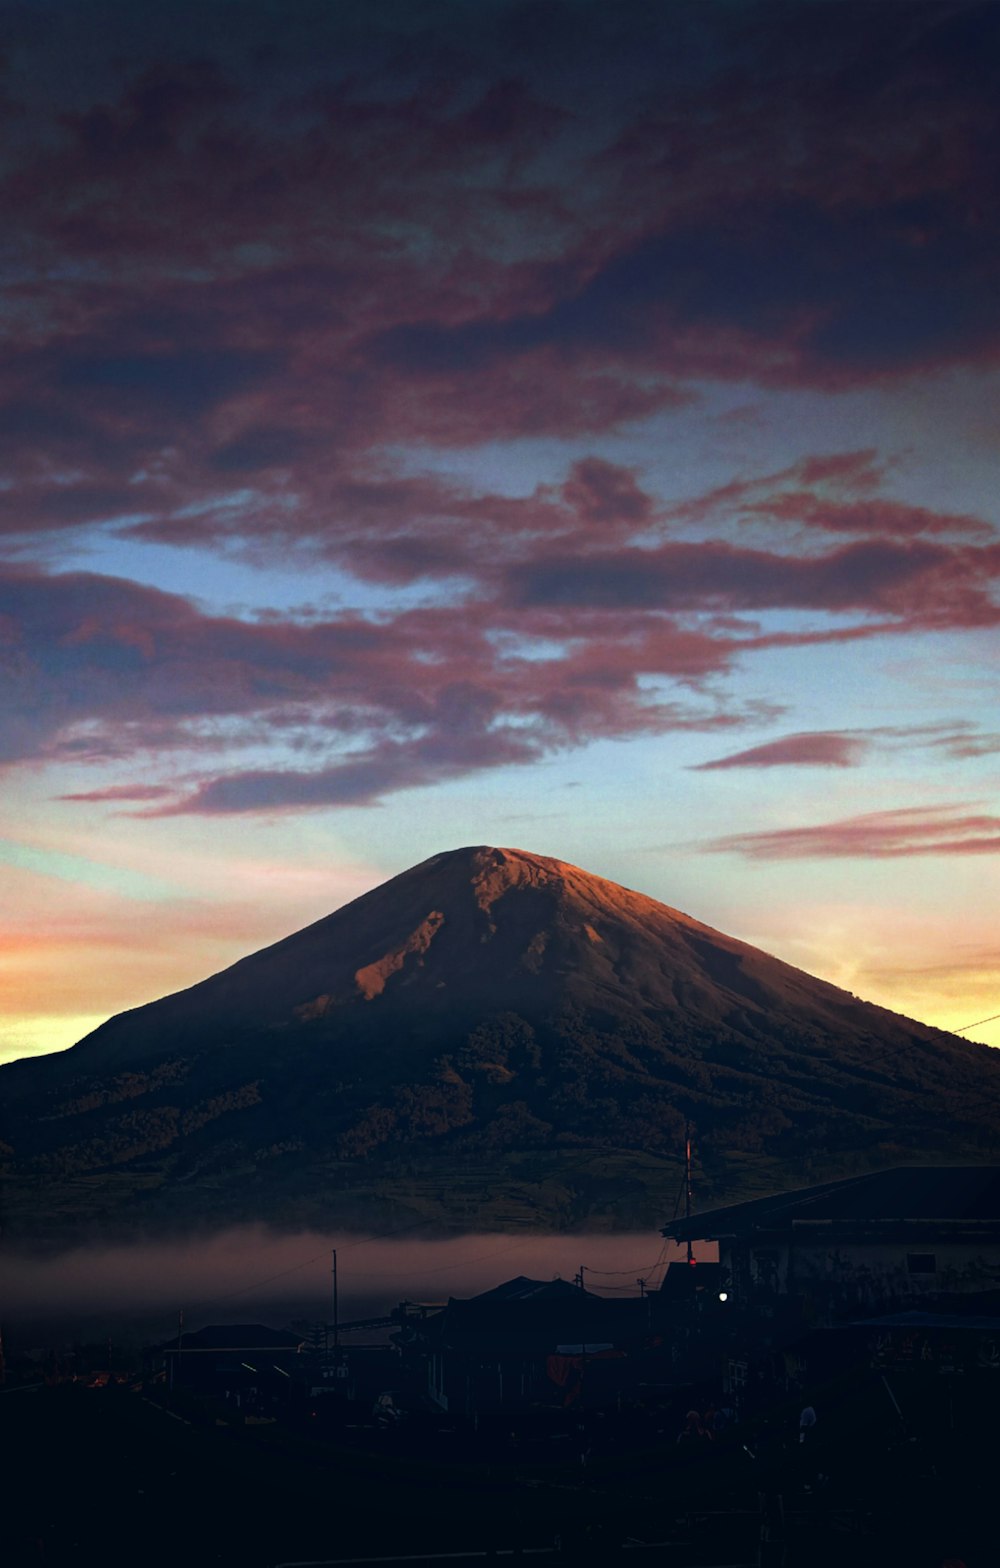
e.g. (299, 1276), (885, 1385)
(662, 1166), (1000, 1241)
(159, 1323), (305, 1353)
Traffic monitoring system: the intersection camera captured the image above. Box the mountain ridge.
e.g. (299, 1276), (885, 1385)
(58, 843), (918, 1069)
(2, 844), (998, 1244)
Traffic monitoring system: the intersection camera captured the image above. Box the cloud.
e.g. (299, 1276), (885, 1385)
(693, 732), (866, 771)
(1, 6), (999, 816)
(693, 722), (1000, 773)
(1, 562), (775, 811)
(56, 784), (176, 803)
(935, 731), (1000, 760)
(0, 0), (998, 528)
(2, 452), (997, 813)
(155, 725), (544, 816)
(121, 453), (669, 582)
(669, 447), (994, 542)
(742, 494), (994, 541)
(1, 3), (998, 586)
(712, 805), (1000, 861)
(507, 537), (1000, 629)
(58, 346), (282, 414)
(367, 195), (1000, 389)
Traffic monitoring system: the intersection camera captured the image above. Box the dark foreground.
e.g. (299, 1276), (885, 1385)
(3, 1383), (992, 1568)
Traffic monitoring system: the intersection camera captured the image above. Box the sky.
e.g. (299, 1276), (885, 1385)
(2, 0), (999, 1065)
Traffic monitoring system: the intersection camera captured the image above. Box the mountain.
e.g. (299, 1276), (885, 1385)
(2, 845), (998, 1243)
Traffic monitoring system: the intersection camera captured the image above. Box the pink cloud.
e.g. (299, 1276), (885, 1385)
(712, 805), (1000, 860)
(3, 502), (998, 814)
(693, 732), (866, 771)
(1, 562), (769, 812)
(56, 784), (175, 802)
(694, 722), (1000, 773)
(744, 493), (994, 540)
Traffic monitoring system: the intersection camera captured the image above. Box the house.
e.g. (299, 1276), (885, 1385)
(157, 1323), (306, 1407)
(660, 1166), (1000, 1328)
(395, 1276), (646, 1417)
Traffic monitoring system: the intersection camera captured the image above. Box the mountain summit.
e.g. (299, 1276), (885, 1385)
(3, 846), (998, 1241)
(56, 844), (913, 1070)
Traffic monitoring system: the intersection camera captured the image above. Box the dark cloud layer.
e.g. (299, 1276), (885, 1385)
(369, 194), (1000, 389)
(4, 3), (1000, 479)
(508, 537), (1000, 628)
(2, 3), (999, 813)
(3, 3), (1000, 475)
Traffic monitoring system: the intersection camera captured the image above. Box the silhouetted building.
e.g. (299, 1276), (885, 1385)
(396, 1276), (647, 1416)
(157, 1323), (305, 1406)
(662, 1166), (1000, 1326)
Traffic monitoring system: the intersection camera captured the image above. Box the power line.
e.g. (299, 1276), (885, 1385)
(952, 1010), (1000, 1033)
(583, 1259), (667, 1277)
(586, 1281), (648, 1293)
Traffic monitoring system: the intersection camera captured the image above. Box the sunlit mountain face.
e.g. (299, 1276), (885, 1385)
(3, 847), (998, 1245)
(1, 2), (999, 1071)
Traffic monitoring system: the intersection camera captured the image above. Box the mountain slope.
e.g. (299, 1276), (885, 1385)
(2, 845), (998, 1242)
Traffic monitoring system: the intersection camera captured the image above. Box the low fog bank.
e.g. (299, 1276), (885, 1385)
(3, 1226), (714, 1346)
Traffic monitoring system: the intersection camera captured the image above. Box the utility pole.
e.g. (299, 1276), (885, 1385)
(685, 1121), (695, 1267)
(574, 1265), (587, 1291)
(175, 1307), (183, 1394)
